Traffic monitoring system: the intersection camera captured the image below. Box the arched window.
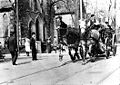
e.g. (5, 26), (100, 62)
(28, 21), (34, 38)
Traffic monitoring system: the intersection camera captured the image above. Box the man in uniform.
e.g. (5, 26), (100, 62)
(7, 32), (18, 65)
(30, 32), (37, 61)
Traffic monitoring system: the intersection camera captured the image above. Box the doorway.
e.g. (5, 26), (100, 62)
(36, 19), (40, 41)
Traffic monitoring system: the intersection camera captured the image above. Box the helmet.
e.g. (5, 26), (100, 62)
(90, 29), (100, 40)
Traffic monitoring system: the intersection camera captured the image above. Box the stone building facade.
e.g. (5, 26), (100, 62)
(0, 0), (14, 46)
(28, 0), (55, 53)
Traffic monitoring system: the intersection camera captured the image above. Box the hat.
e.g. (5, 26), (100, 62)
(91, 14), (95, 17)
(10, 32), (15, 36)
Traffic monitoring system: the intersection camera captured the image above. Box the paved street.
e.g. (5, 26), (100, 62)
(0, 45), (120, 85)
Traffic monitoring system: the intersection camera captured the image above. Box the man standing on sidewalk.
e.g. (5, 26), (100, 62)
(30, 32), (37, 61)
(7, 32), (18, 65)
(0, 42), (4, 59)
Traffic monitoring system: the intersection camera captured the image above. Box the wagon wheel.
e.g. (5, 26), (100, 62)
(105, 37), (110, 59)
(112, 34), (117, 56)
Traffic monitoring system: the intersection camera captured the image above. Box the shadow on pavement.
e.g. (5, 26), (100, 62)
(0, 58), (11, 63)
(93, 55), (112, 62)
(0, 57), (31, 63)
(17, 61), (31, 65)
(60, 61), (73, 66)
(95, 57), (105, 62)
(60, 58), (84, 66)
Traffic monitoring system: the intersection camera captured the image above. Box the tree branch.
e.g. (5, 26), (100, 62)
(108, 0), (112, 11)
(51, 0), (65, 7)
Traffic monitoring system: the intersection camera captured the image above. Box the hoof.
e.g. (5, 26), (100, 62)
(82, 62), (86, 65)
(90, 57), (95, 62)
(82, 60), (87, 65)
(59, 54), (63, 61)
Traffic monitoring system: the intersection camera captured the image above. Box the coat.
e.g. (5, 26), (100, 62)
(25, 38), (31, 52)
(30, 37), (36, 50)
(7, 35), (17, 52)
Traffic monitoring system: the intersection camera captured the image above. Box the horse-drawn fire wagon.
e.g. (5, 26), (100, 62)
(56, 15), (117, 63)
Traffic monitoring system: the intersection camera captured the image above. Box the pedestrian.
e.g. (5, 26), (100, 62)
(53, 36), (58, 53)
(46, 36), (51, 53)
(25, 37), (31, 56)
(57, 16), (67, 29)
(0, 42), (4, 59)
(87, 14), (96, 27)
(7, 32), (18, 65)
(30, 32), (37, 61)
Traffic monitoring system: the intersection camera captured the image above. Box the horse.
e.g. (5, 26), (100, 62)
(57, 22), (103, 63)
(58, 25), (92, 63)
(65, 27), (80, 61)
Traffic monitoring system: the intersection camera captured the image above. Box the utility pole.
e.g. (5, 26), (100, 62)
(75, 0), (79, 28)
(114, 0), (116, 29)
(77, 0), (82, 28)
(80, 0), (83, 20)
(114, 0), (117, 43)
(108, 0), (112, 23)
(15, 0), (19, 54)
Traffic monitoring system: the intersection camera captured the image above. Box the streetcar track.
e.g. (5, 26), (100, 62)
(54, 57), (120, 85)
(97, 66), (120, 85)
(54, 60), (102, 85)
(0, 57), (111, 84)
(0, 63), (62, 84)
(0, 54), (59, 71)
(0, 60), (98, 84)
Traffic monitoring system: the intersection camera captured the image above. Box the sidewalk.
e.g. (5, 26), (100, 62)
(4, 50), (68, 58)
(1, 50), (68, 65)
(4, 52), (59, 59)
(0, 51), (69, 85)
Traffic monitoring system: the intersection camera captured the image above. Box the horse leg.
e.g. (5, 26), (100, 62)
(88, 44), (96, 62)
(88, 44), (93, 59)
(69, 47), (76, 61)
(80, 44), (87, 65)
(59, 44), (63, 61)
(74, 48), (80, 60)
(79, 46), (83, 60)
